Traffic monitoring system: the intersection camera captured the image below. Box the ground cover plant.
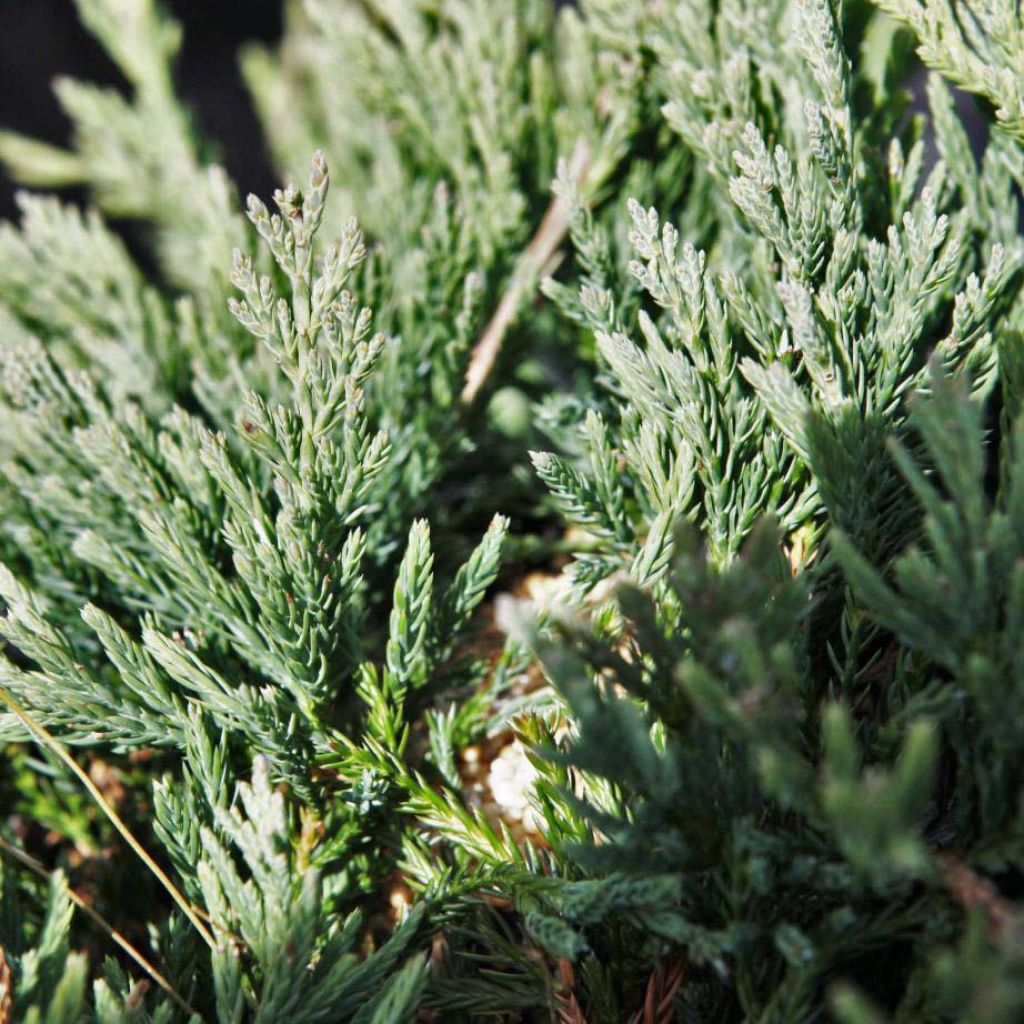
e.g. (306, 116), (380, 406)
(0, 0), (1023, 1020)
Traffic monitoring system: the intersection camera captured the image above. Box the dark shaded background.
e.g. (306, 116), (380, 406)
(0, 0), (283, 220)
(0, 2), (991, 228)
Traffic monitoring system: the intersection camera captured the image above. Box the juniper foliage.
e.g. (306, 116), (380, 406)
(0, 0), (1023, 1021)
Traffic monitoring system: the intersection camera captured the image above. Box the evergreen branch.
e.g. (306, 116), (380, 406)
(0, 0), (1022, 1017)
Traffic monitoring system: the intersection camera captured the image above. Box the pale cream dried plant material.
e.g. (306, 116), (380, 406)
(520, 569), (574, 609)
(488, 739), (542, 833)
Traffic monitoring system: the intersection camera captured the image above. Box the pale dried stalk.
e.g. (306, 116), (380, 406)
(0, 835), (201, 1019)
(0, 685), (216, 951)
(461, 138), (591, 404)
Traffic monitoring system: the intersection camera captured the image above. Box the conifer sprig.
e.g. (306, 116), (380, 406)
(0, 0), (1023, 1020)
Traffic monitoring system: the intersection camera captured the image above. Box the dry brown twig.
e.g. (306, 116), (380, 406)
(549, 954), (685, 1024)
(555, 957), (588, 1024)
(628, 957), (686, 1024)
(936, 852), (1022, 942)
(461, 138), (591, 405)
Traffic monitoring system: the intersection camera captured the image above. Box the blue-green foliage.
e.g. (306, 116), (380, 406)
(0, 0), (1023, 1021)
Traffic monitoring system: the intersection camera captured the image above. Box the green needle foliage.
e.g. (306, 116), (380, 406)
(0, 0), (1023, 1020)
